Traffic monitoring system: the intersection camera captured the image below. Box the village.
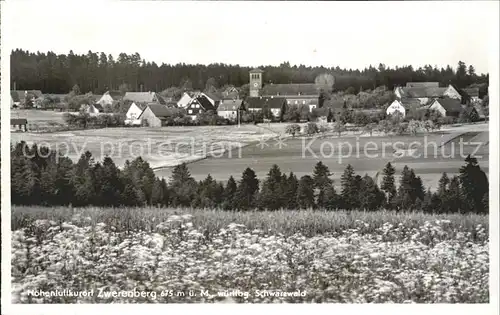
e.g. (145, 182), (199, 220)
(9, 67), (488, 133)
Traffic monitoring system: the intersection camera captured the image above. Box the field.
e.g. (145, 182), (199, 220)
(11, 118), (489, 190)
(156, 129), (489, 190)
(11, 109), (76, 131)
(10, 124), (278, 169)
(11, 206), (489, 303)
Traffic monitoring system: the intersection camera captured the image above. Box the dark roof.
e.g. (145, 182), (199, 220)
(463, 88), (479, 97)
(249, 68), (264, 73)
(124, 92), (163, 103)
(261, 83), (318, 96)
(11, 118), (28, 125)
(146, 104), (174, 118)
(217, 99), (244, 111)
(204, 91), (222, 102)
(194, 95), (216, 111)
(246, 97), (286, 109)
(400, 98), (422, 110)
(433, 98), (462, 113)
(401, 87), (447, 98)
(93, 103), (104, 111)
(406, 82), (439, 88)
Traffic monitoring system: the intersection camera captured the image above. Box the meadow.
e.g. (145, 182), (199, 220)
(10, 124), (278, 169)
(11, 206), (489, 303)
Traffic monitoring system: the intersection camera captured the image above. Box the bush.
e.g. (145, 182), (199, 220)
(285, 124), (301, 137)
(304, 122), (319, 135)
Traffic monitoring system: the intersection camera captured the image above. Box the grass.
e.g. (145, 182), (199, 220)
(12, 206), (488, 237)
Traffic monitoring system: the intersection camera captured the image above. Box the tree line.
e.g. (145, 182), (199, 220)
(11, 49), (488, 95)
(11, 141), (488, 214)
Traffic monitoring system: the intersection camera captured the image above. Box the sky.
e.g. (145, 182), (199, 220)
(2, 1), (497, 74)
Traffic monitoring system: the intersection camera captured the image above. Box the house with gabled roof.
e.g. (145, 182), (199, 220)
(463, 88), (480, 103)
(123, 91), (166, 105)
(428, 98), (463, 117)
(98, 91), (123, 106)
(185, 95), (216, 120)
(394, 84), (461, 105)
(246, 96), (287, 120)
(138, 103), (175, 127)
(222, 86), (239, 99)
(386, 98), (422, 117)
(248, 69), (320, 112)
(201, 91), (222, 108)
(177, 92), (193, 108)
(217, 99), (245, 121)
(125, 102), (147, 121)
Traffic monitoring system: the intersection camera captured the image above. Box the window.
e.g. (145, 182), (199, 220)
(302, 101), (306, 105)
(188, 109), (192, 114)
(295, 101), (298, 105)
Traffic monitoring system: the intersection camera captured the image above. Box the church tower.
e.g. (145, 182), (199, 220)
(249, 68), (263, 97)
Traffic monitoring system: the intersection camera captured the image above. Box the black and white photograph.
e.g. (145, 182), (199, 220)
(1, 0), (498, 313)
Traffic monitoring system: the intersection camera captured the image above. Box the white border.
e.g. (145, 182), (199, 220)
(1, 1), (499, 315)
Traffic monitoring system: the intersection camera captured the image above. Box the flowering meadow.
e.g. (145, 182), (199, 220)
(11, 206), (489, 303)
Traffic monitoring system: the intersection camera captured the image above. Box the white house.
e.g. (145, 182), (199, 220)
(177, 92), (192, 108)
(82, 103), (104, 115)
(428, 98), (463, 117)
(217, 99), (244, 121)
(97, 93), (114, 106)
(386, 100), (406, 117)
(124, 102), (145, 125)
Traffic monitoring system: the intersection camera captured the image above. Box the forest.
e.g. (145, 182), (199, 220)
(11, 49), (489, 96)
(11, 141), (489, 214)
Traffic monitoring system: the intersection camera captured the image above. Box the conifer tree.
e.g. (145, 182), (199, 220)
(234, 167), (259, 210)
(381, 162), (396, 208)
(297, 175), (315, 209)
(283, 172), (299, 209)
(340, 164), (359, 209)
(258, 164), (285, 210)
(359, 174), (385, 211)
(459, 155), (489, 213)
(222, 176), (237, 210)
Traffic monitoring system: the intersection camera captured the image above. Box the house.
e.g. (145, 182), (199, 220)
(125, 102), (146, 121)
(246, 97), (287, 120)
(428, 98), (463, 117)
(97, 91), (122, 106)
(177, 92), (193, 108)
(201, 91), (222, 108)
(138, 103), (175, 127)
(217, 99), (245, 121)
(222, 86), (239, 99)
(185, 95), (216, 120)
(11, 118), (28, 132)
(249, 69), (320, 112)
(394, 84), (461, 104)
(83, 103), (104, 114)
(386, 98), (422, 117)
(463, 88), (480, 103)
(123, 92), (166, 105)
(386, 100), (406, 117)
